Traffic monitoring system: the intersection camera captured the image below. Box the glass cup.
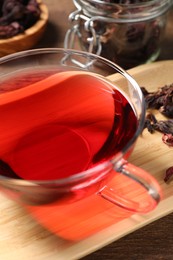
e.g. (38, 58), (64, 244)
(0, 48), (161, 218)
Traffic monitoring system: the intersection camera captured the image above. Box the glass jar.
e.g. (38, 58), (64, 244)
(65, 0), (172, 69)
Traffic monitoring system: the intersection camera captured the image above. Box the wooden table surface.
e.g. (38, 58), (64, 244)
(9, 1), (173, 259)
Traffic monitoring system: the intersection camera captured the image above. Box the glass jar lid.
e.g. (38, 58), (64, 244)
(74, 0), (172, 22)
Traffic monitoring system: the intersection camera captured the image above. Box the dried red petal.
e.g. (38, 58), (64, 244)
(162, 133), (173, 147)
(0, 0), (41, 38)
(141, 84), (173, 118)
(164, 166), (173, 182)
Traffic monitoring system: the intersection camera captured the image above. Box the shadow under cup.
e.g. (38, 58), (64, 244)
(0, 48), (161, 220)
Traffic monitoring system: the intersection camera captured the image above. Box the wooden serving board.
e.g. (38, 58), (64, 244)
(0, 60), (173, 260)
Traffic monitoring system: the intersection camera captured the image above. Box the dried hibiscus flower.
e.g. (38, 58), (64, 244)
(144, 114), (173, 182)
(0, 0), (41, 39)
(142, 83), (173, 144)
(162, 134), (173, 147)
(164, 166), (173, 183)
(144, 113), (173, 140)
(142, 83), (173, 182)
(141, 84), (173, 118)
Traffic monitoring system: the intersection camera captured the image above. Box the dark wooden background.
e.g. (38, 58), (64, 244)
(37, 1), (173, 259)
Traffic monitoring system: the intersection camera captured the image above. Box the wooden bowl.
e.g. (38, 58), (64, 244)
(0, 0), (49, 57)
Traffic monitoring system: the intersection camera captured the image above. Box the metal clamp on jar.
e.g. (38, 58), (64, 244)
(64, 0), (172, 69)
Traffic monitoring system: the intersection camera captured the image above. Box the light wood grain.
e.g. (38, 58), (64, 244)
(0, 60), (173, 259)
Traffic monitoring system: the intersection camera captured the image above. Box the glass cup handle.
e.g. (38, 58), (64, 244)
(98, 161), (162, 213)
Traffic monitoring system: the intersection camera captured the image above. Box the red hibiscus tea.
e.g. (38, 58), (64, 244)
(0, 68), (137, 182)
